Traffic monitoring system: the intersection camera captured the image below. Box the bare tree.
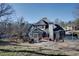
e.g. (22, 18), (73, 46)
(0, 3), (14, 33)
(54, 18), (61, 25)
(0, 3), (14, 17)
(0, 3), (15, 40)
(15, 17), (29, 42)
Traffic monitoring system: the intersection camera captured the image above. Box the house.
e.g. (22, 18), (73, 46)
(66, 25), (73, 30)
(28, 17), (65, 43)
(66, 24), (79, 30)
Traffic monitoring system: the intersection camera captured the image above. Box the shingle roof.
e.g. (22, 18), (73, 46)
(33, 17), (53, 25)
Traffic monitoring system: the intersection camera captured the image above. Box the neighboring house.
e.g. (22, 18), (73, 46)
(65, 24), (76, 31)
(65, 25), (73, 31)
(28, 17), (65, 43)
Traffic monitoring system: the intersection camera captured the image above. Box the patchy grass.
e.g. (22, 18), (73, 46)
(0, 39), (79, 56)
(0, 45), (68, 56)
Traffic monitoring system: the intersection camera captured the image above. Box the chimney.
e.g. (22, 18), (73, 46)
(48, 23), (54, 40)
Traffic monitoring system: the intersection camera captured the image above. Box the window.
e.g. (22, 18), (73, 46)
(42, 26), (44, 29)
(33, 33), (39, 38)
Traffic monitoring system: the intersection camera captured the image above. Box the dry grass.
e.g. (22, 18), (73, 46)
(0, 40), (79, 56)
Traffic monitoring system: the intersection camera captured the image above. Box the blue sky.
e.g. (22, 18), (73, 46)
(10, 3), (78, 23)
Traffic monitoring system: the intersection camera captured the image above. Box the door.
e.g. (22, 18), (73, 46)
(33, 33), (39, 42)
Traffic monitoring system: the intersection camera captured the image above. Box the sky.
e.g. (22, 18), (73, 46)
(10, 3), (78, 23)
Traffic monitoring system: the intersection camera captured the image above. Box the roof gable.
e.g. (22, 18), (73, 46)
(34, 17), (51, 25)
